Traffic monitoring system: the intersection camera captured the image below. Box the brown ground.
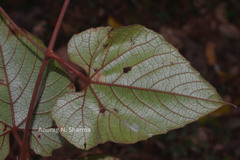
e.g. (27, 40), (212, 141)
(2, 0), (240, 159)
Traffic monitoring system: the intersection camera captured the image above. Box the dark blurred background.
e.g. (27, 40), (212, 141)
(1, 0), (240, 159)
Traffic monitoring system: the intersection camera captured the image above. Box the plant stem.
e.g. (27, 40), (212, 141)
(48, 0), (70, 52)
(19, 1), (70, 159)
(47, 53), (90, 84)
(12, 127), (23, 147)
(19, 56), (49, 160)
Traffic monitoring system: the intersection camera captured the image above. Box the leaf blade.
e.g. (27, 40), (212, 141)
(52, 25), (225, 150)
(30, 130), (63, 157)
(0, 13), (73, 156)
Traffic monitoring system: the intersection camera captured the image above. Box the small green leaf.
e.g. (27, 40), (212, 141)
(52, 25), (225, 150)
(0, 13), (73, 156)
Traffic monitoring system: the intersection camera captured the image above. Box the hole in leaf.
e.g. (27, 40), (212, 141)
(84, 143), (87, 149)
(130, 37), (135, 45)
(123, 67), (132, 73)
(99, 105), (106, 114)
(114, 108), (118, 113)
(37, 134), (41, 139)
(103, 43), (108, 49)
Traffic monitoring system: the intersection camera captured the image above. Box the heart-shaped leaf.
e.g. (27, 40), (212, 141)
(52, 25), (225, 150)
(0, 13), (73, 157)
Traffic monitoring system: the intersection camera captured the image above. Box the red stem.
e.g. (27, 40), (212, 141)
(12, 127), (23, 147)
(19, 1), (70, 159)
(47, 53), (89, 84)
(19, 56), (49, 160)
(48, 0), (70, 52)
(2, 1), (89, 158)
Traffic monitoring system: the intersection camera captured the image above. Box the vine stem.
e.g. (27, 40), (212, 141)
(12, 128), (23, 147)
(1, 0), (89, 159)
(47, 0), (70, 51)
(19, 56), (48, 160)
(47, 53), (90, 84)
(19, 0), (70, 159)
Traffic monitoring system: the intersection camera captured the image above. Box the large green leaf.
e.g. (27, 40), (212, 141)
(52, 25), (225, 150)
(0, 13), (72, 157)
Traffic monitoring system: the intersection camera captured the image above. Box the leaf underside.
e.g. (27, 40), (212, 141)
(0, 14), (73, 157)
(52, 25), (224, 150)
